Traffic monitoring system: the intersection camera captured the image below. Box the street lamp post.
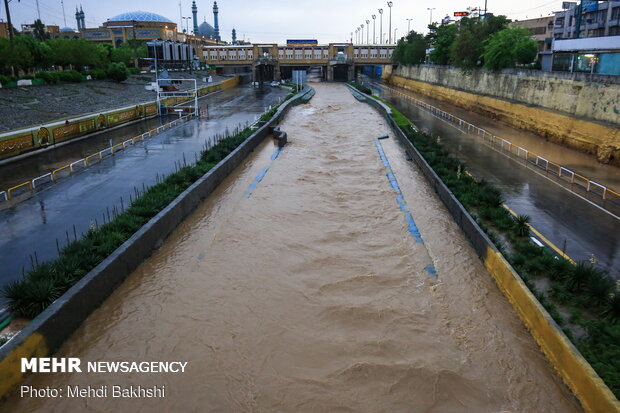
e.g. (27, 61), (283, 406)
(372, 15), (376, 44)
(387, 1), (393, 45)
(366, 19), (370, 43)
(427, 8), (435, 25)
(378, 8), (383, 44)
(182, 16), (191, 33)
(361, 24), (364, 44)
(406, 18), (412, 34)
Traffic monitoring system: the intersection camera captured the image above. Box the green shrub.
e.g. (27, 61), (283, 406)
(106, 62), (129, 82)
(35, 71), (60, 84)
(57, 70), (83, 83)
(0, 74), (16, 85)
(128, 67), (140, 75)
(514, 214), (530, 237)
(83, 68), (107, 80)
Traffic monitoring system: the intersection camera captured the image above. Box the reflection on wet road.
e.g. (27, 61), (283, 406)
(1, 83), (580, 412)
(0, 85), (290, 302)
(371, 83), (620, 279)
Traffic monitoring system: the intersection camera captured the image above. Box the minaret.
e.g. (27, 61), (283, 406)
(213, 1), (220, 41)
(79, 5), (85, 30)
(75, 7), (81, 30)
(191, 1), (198, 34)
(232, 28), (236, 44)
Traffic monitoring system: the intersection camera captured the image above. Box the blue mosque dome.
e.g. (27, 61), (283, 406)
(107, 11), (173, 23)
(197, 18), (214, 38)
(60, 27), (75, 32)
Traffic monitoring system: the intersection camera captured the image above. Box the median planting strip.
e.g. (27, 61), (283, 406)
(348, 82), (620, 411)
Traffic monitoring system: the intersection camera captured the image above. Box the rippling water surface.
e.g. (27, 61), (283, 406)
(2, 83), (581, 412)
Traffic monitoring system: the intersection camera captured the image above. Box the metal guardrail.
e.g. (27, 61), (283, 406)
(381, 84), (620, 212)
(1, 114), (195, 202)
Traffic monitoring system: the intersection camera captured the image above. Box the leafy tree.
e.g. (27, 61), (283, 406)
(483, 27), (538, 70)
(16, 35), (51, 69)
(450, 15), (510, 69)
(392, 30), (428, 65)
(32, 19), (49, 42)
(0, 37), (33, 74)
(428, 24), (457, 65)
(47, 38), (103, 70)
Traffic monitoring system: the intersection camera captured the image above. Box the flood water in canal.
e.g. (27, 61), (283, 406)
(2, 83), (581, 412)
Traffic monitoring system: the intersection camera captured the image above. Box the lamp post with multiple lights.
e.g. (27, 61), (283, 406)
(378, 8), (383, 44)
(427, 7), (435, 25)
(387, 1), (393, 44)
(372, 15), (376, 43)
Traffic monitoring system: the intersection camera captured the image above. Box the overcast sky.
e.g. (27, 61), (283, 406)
(7, 0), (561, 43)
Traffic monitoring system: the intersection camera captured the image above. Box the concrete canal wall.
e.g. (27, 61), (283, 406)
(383, 65), (620, 166)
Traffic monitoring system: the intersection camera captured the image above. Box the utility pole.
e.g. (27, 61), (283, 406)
(3, 0), (14, 44)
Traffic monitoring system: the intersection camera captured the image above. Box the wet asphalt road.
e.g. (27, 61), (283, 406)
(371, 83), (620, 279)
(0, 84), (290, 305)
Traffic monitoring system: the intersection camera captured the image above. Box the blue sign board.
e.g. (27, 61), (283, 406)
(583, 0), (599, 12)
(286, 39), (318, 45)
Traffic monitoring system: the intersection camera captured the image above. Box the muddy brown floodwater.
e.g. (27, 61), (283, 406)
(2, 83), (582, 412)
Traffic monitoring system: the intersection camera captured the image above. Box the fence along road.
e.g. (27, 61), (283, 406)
(0, 85), (290, 306)
(372, 82), (620, 279)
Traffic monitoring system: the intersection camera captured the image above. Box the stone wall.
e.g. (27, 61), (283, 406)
(383, 65), (620, 165)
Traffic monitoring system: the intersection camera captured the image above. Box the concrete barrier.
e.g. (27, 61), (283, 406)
(358, 91), (620, 413)
(0, 85), (313, 400)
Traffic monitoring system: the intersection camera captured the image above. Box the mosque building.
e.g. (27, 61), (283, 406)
(68, 2), (227, 63)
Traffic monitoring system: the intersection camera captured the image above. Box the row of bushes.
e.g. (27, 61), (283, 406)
(349, 82), (620, 398)
(0, 63), (136, 86)
(1, 90), (298, 322)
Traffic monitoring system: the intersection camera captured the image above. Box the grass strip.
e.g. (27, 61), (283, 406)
(348, 81), (620, 398)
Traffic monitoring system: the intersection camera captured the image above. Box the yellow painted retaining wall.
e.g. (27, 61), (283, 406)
(0, 76), (240, 162)
(483, 248), (619, 413)
(383, 69), (620, 167)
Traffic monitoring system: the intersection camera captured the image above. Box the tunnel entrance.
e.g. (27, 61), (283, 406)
(333, 65), (349, 82)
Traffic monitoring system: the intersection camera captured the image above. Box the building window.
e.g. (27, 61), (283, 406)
(612, 7), (620, 20)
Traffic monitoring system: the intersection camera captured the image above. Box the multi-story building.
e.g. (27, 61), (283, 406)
(553, 1), (620, 39)
(512, 16), (554, 51)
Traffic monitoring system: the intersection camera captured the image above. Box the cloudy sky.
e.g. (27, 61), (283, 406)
(7, 0), (561, 43)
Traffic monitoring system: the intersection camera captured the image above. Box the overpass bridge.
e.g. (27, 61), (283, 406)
(204, 43), (395, 81)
